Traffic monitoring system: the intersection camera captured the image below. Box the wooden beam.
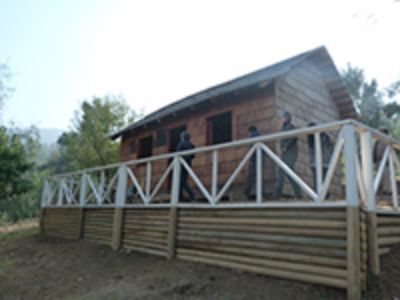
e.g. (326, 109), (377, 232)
(167, 206), (178, 260)
(111, 208), (124, 250)
(77, 208), (85, 239)
(346, 206), (361, 300)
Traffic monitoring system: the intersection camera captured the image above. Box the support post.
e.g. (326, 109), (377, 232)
(360, 131), (376, 210)
(347, 206), (361, 300)
(256, 143), (263, 204)
(112, 166), (127, 251)
(389, 149), (399, 208)
(343, 125), (361, 300)
(171, 157), (181, 205)
(314, 132), (323, 201)
(167, 206), (178, 260)
(343, 125), (359, 206)
(211, 150), (218, 204)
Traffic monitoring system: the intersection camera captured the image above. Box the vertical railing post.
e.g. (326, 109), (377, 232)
(211, 150), (218, 204)
(343, 125), (359, 206)
(57, 179), (63, 206)
(256, 143), (263, 204)
(343, 124), (361, 300)
(79, 173), (88, 207)
(389, 149), (399, 208)
(167, 156), (181, 259)
(360, 131), (376, 210)
(112, 165), (127, 251)
(171, 156), (181, 205)
(314, 132), (323, 202)
(360, 131), (380, 275)
(146, 162), (152, 203)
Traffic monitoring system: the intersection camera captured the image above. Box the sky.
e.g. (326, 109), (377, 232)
(0, 0), (399, 130)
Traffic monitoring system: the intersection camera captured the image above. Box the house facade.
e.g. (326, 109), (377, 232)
(111, 46), (357, 200)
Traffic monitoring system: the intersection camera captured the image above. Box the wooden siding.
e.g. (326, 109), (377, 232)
(41, 206), (368, 296)
(376, 212), (400, 256)
(83, 208), (113, 245)
(275, 59), (343, 197)
(121, 208), (169, 257)
(120, 87), (278, 198)
(176, 207), (348, 289)
(42, 208), (81, 240)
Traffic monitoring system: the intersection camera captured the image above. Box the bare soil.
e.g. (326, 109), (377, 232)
(0, 225), (399, 300)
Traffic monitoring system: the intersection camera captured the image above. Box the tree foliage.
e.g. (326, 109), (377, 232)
(49, 95), (136, 172)
(341, 64), (400, 135)
(0, 126), (40, 222)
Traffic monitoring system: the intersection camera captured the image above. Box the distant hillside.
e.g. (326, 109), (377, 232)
(39, 128), (63, 145)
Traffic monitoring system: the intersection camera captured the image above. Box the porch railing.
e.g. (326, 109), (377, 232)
(41, 119), (400, 210)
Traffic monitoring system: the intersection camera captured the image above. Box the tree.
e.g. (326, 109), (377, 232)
(341, 64), (384, 128)
(341, 64), (400, 135)
(0, 62), (13, 112)
(0, 127), (38, 221)
(51, 95), (136, 172)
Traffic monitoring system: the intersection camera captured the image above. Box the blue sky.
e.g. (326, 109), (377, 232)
(1, 0), (399, 130)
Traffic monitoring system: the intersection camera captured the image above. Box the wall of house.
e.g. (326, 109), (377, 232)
(119, 86), (278, 201)
(275, 58), (343, 198)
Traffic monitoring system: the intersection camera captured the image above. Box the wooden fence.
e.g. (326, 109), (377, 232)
(41, 205), (368, 299)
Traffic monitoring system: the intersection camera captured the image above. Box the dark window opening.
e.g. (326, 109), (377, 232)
(129, 140), (136, 154)
(138, 135), (153, 158)
(208, 111), (232, 145)
(169, 125), (187, 152)
(155, 129), (167, 147)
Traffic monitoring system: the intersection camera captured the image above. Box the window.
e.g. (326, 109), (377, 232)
(207, 111), (232, 144)
(129, 140), (136, 154)
(138, 135), (153, 158)
(155, 129), (167, 147)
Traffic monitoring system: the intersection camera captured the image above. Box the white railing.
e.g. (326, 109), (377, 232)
(40, 119), (400, 210)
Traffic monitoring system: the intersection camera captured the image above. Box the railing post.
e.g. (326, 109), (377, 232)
(256, 143), (263, 204)
(314, 132), (323, 202)
(211, 150), (218, 204)
(343, 124), (361, 300)
(57, 179), (63, 206)
(112, 165), (127, 251)
(79, 174), (88, 207)
(360, 131), (375, 210)
(171, 156), (181, 205)
(389, 149), (399, 208)
(146, 162), (152, 202)
(167, 156), (181, 260)
(360, 131), (380, 275)
(343, 125), (359, 206)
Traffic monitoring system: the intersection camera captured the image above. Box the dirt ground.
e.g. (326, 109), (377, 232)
(0, 224), (399, 300)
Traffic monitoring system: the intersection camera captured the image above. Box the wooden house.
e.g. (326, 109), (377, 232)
(110, 46), (357, 200)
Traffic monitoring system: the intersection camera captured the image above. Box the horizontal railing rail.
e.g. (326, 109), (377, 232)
(41, 119), (400, 210)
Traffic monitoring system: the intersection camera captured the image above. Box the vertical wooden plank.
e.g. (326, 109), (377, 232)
(367, 211), (380, 275)
(111, 208), (124, 250)
(77, 208), (85, 240)
(347, 206), (361, 300)
(167, 206), (178, 260)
